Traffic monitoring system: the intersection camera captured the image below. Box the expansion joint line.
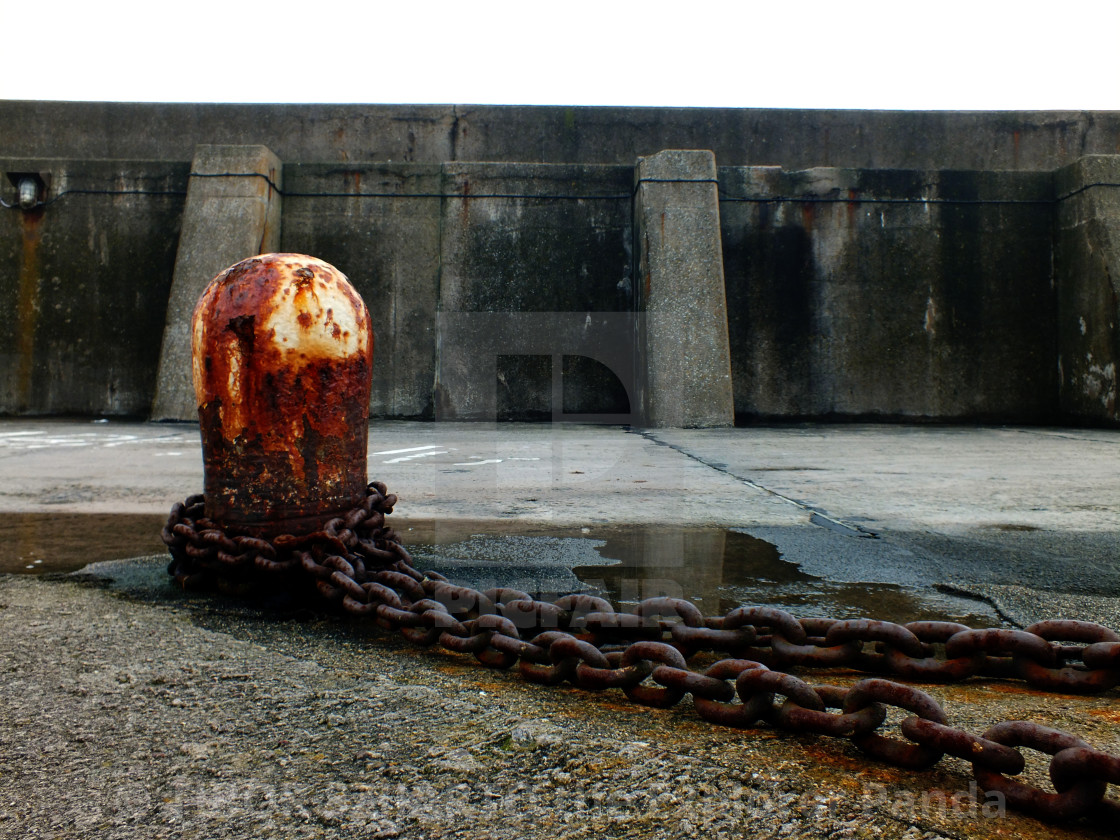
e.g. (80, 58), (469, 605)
(634, 429), (876, 538)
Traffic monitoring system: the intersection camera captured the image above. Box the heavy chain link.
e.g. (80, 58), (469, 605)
(163, 481), (413, 592)
(163, 486), (1120, 824)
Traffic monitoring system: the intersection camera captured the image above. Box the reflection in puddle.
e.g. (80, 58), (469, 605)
(569, 526), (997, 626)
(0, 513), (997, 625)
(0, 513), (169, 574)
(574, 527), (788, 616)
(411, 524), (998, 626)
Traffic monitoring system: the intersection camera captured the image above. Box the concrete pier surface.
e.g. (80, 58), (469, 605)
(1, 419), (1119, 838)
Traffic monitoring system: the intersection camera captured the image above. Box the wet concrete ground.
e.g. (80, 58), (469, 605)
(3, 419), (1119, 627)
(1, 419), (1119, 837)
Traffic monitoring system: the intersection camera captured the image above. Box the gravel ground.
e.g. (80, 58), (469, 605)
(1, 560), (1117, 840)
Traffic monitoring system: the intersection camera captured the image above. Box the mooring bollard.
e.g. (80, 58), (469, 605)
(164, 259), (1120, 828)
(191, 253), (373, 536)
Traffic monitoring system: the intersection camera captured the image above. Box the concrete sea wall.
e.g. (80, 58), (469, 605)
(2, 103), (1119, 425)
(5, 102), (1120, 170)
(720, 167), (1057, 421)
(0, 159), (185, 415)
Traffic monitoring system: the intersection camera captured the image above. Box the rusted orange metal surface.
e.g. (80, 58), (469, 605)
(191, 253), (373, 536)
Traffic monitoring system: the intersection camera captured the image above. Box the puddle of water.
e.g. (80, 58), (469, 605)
(0, 513), (170, 574)
(0, 513), (996, 625)
(568, 526), (996, 625)
(411, 523), (998, 626)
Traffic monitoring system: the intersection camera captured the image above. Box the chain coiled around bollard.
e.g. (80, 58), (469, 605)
(163, 487), (1120, 825)
(163, 482), (413, 593)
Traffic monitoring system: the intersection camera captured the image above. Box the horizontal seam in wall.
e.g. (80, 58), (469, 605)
(5, 174), (1120, 211)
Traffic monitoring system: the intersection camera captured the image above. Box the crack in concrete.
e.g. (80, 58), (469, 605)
(635, 429), (878, 539)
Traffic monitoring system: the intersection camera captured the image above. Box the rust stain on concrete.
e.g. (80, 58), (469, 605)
(15, 208), (44, 411)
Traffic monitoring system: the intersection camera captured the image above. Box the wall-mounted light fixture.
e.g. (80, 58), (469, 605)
(18, 177), (38, 209)
(5, 172), (49, 209)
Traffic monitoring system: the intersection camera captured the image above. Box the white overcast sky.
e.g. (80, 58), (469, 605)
(4, 0), (1119, 110)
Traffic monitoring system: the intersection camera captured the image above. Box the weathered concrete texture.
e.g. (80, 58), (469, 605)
(5, 569), (1117, 840)
(721, 166), (1057, 421)
(0, 159), (185, 416)
(6, 418), (1120, 627)
(1054, 156), (1120, 423)
(4, 101), (1120, 171)
(151, 145), (282, 421)
(0, 148), (1117, 427)
(435, 163), (635, 421)
(279, 163), (444, 418)
(645, 424), (1120, 626)
(6, 420), (1120, 836)
(636, 151), (734, 428)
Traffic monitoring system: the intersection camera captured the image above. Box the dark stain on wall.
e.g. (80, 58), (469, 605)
(0, 162), (185, 416)
(721, 167), (1057, 423)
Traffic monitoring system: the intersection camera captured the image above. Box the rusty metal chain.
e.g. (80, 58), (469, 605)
(163, 481), (413, 593)
(163, 487), (1120, 824)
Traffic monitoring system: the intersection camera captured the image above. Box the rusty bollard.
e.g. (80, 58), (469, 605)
(191, 253), (373, 536)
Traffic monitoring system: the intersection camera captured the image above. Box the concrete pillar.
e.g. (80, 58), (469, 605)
(1054, 155), (1120, 424)
(634, 149), (735, 427)
(151, 144), (282, 421)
